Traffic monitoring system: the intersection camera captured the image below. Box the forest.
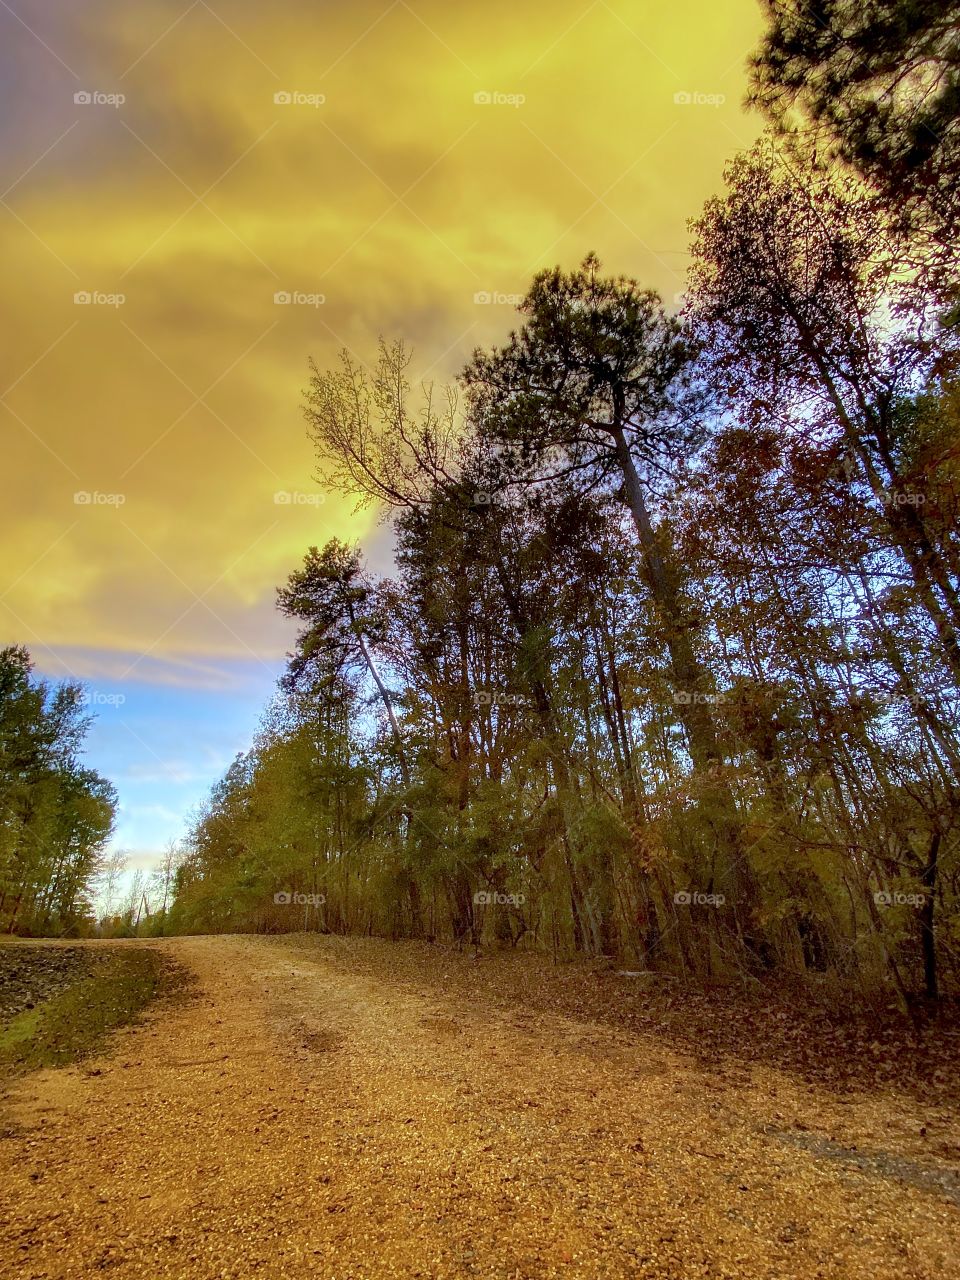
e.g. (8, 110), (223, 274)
(168, 2), (960, 1008)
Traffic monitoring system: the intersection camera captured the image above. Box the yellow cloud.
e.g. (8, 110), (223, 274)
(0, 0), (763, 668)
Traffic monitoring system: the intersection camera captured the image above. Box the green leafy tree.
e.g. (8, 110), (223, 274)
(0, 646), (116, 934)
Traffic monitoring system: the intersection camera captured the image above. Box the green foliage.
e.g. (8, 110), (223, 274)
(0, 647), (117, 936)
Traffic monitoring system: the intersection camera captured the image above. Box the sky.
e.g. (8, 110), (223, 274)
(0, 0), (764, 889)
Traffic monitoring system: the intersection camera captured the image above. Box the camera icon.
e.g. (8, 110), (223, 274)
(273, 491), (292, 504)
(673, 691), (692, 704)
(473, 91), (492, 105)
(473, 491), (492, 505)
(673, 891), (692, 905)
(273, 291), (291, 304)
(273, 91), (292, 105)
(74, 291), (92, 304)
(673, 91), (692, 105)
(874, 891), (893, 906)
(473, 291), (492, 304)
(273, 891), (292, 904)
(73, 491), (92, 504)
(74, 91), (92, 105)
(473, 891), (492, 905)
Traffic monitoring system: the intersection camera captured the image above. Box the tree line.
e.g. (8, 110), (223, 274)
(0, 647), (117, 934)
(170, 2), (960, 1003)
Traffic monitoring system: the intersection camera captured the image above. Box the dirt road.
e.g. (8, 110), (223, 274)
(2, 935), (959, 1278)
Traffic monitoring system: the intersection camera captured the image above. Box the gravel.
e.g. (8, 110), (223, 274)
(1, 934), (958, 1278)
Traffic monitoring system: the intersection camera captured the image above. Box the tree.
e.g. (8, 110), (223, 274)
(278, 541), (411, 789)
(462, 256), (766, 953)
(303, 339), (461, 510)
(751, 0), (960, 243)
(688, 141), (960, 685)
(0, 646), (117, 934)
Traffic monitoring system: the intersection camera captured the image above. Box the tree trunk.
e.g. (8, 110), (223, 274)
(920, 831), (940, 1001)
(610, 425), (765, 954)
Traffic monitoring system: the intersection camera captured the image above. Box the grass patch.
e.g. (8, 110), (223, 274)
(0, 948), (175, 1076)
